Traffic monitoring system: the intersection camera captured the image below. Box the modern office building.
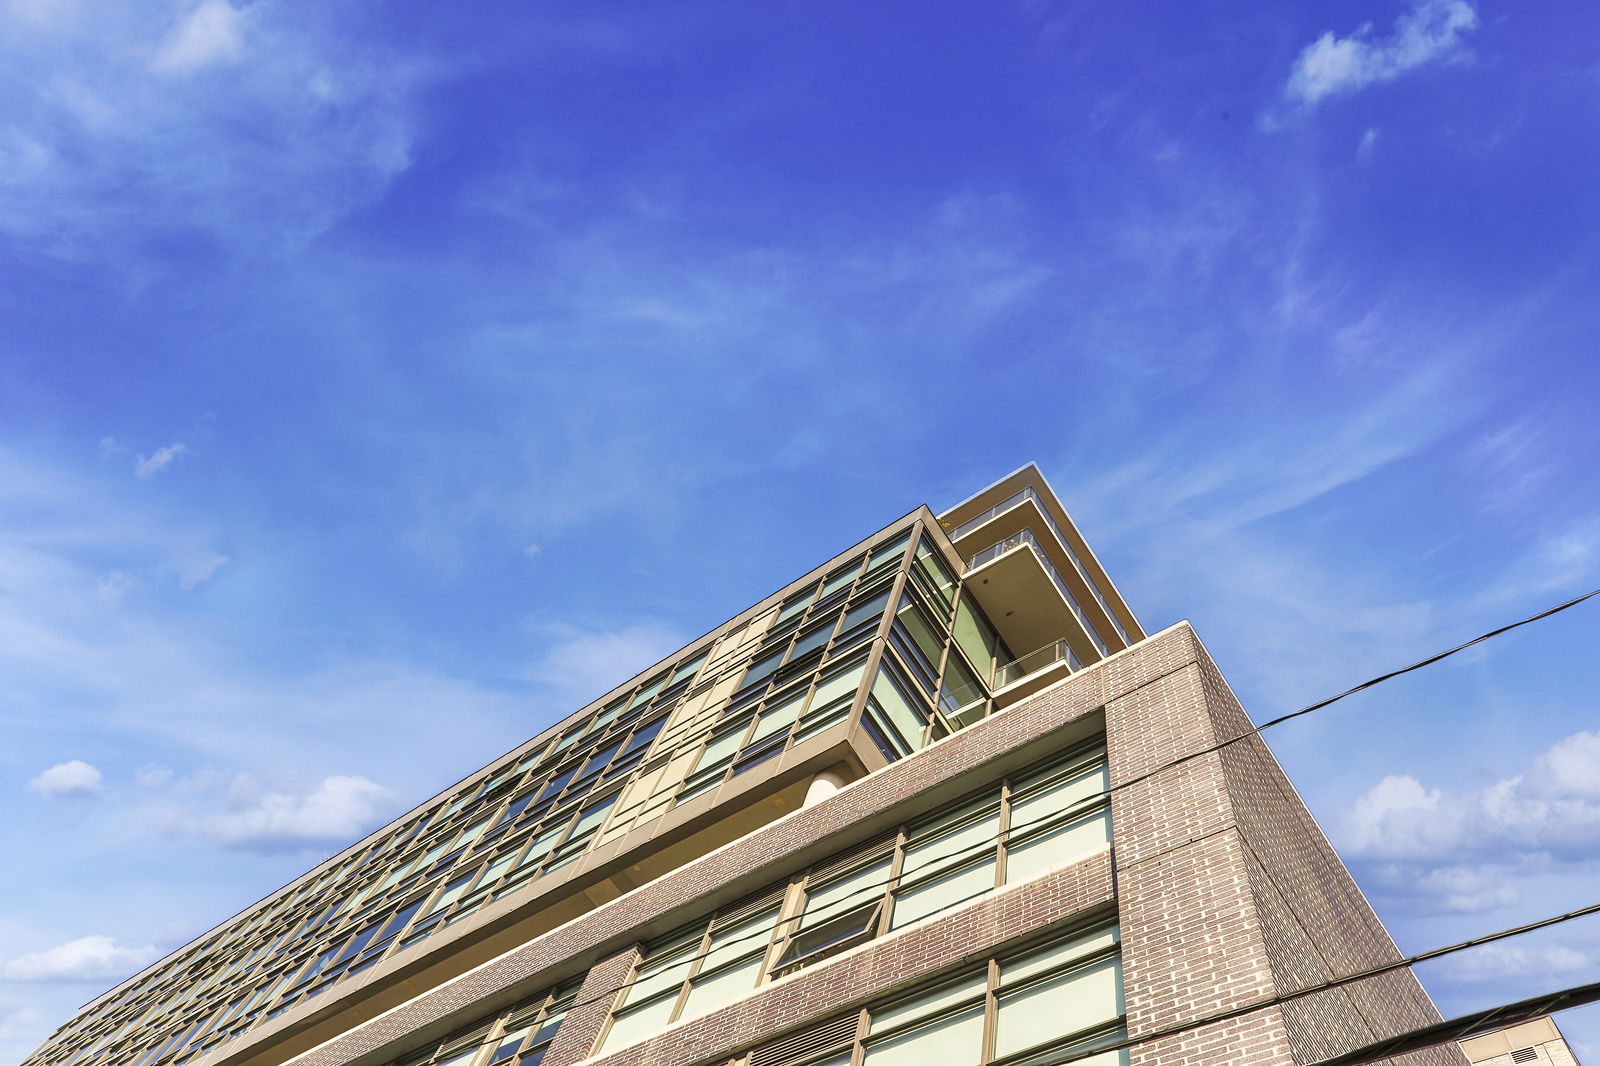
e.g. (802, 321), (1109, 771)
(27, 465), (1473, 1066)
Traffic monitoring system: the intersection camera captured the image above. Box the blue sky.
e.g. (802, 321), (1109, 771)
(2, 0), (1598, 1059)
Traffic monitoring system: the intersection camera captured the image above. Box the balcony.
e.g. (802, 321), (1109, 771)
(941, 637), (1081, 729)
(968, 528), (1109, 657)
(945, 486), (1133, 648)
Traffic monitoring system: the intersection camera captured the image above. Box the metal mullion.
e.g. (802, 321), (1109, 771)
(996, 778), (1014, 886)
(880, 826), (908, 934)
(762, 879), (810, 982)
(850, 1007), (870, 1066)
(669, 925), (718, 1022)
(981, 958), (1001, 1066)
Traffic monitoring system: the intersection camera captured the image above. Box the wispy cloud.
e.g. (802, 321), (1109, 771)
(177, 553), (229, 590)
(0, 0), (424, 257)
(1282, 0), (1477, 109)
(26, 760), (103, 798)
(134, 442), (187, 479)
(2, 936), (158, 983)
(151, 0), (245, 74)
(523, 620), (688, 712)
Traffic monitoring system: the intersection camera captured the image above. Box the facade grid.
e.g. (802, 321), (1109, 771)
(24, 464), (1493, 1066)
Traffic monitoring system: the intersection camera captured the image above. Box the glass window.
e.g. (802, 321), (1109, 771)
(738, 920), (1124, 1066)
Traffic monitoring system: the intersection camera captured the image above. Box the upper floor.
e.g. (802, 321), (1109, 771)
(25, 466), (1142, 1066)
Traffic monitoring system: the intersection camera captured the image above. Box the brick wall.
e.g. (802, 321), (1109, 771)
(1104, 626), (1466, 1066)
(282, 623), (1459, 1066)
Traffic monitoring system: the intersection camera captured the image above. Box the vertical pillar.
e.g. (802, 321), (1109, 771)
(543, 945), (641, 1066)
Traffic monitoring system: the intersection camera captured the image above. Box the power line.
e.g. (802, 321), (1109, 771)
(1035, 899), (1600, 1066)
(200, 584), (1600, 1066)
(1303, 978), (1600, 1066)
(563, 582), (1600, 1011)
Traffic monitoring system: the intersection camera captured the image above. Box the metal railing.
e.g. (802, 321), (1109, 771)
(938, 636), (1083, 729)
(993, 638), (1081, 688)
(967, 529), (1110, 657)
(948, 486), (1133, 646)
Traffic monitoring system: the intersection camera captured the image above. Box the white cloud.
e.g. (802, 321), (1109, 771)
(26, 759), (103, 798)
(0, 1004), (44, 1041)
(134, 442), (187, 478)
(2, 935), (158, 982)
(151, 0), (245, 74)
(1363, 861), (1521, 914)
(177, 553), (229, 590)
(1284, 0), (1477, 108)
(179, 774), (396, 852)
(0, 0), (422, 257)
(1342, 730), (1600, 863)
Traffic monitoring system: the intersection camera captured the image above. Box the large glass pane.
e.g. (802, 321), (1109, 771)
(788, 621), (836, 662)
(994, 956), (1123, 1059)
(599, 994), (677, 1054)
(680, 954), (764, 1017)
(1002, 926), (1120, 984)
(626, 936), (700, 1005)
(839, 589), (892, 636)
(894, 596), (944, 670)
(869, 975), (985, 1033)
(1010, 757), (1108, 835)
(890, 858), (995, 928)
(937, 652), (984, 715)
(913, 540), (957, 609)
(870, 669), (927, 751)
(750, 690), (805, 743)
(903, 799), (1001, 879)
(952, 596), (1006, 682)
(863, 1004), (983, 1066)
(1005, 810), (1111, 884)
(803, 858), (892, 926)
(807, 661), (865, 716)
(669, 652), (707, 687)
(819, 559), (864, 599)
(701, 907), (780, 970)
(692, 723), (749, 776)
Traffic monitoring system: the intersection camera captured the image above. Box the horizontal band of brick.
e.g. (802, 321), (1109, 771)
(581, 851), (1115, 1066)
(284, 627), (1203, 1066)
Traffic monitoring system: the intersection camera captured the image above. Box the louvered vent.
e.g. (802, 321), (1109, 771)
(714, 884), (788, 927)
(808, 833), (895, 882)
(1511, 1049), (1539, 1064)
(748, 1013), (857, 1066)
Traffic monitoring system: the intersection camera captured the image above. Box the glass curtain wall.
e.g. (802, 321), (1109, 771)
(31, 520), (1009, 1066)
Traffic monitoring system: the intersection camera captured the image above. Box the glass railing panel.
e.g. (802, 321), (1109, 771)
(967, 529), (1109, 657)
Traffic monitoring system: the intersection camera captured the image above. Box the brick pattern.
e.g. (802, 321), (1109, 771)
(544, 949), (639, 1066)
(276, 622), (1458, 1066)
(279, 624), (1187, 1066)
(576, 854), (1115, 1066)
(1193, 647), (1467, 1066)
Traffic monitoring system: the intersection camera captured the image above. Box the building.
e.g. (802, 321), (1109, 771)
(1461, 1018), (1580, 1066)
(26, 465), (1476, 1066)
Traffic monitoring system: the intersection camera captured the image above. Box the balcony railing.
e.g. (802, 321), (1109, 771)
(947, 486), (1133, 646)
(968, 528), (1110, 657)
(993, 638), (1081, 687)
(937, 636), (1083, 728)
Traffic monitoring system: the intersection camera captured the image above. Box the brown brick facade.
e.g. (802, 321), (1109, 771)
(279, 623), (1459, 1066)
